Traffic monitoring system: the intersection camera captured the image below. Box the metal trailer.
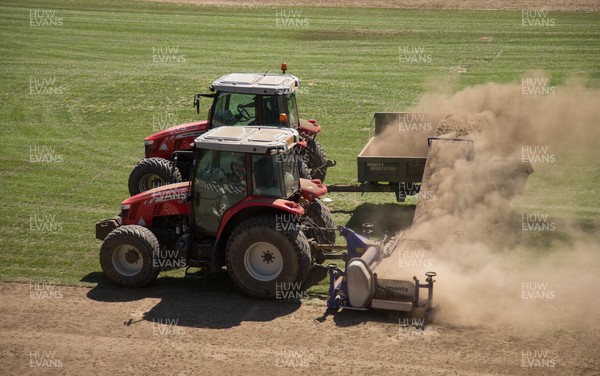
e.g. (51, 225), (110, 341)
(327, 112), (444, 201)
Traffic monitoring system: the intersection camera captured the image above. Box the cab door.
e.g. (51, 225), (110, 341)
(192, 149), (248, 236)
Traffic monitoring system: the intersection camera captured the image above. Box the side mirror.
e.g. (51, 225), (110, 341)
(193, 93), (201, 114)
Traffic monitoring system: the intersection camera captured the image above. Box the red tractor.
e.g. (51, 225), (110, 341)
(129, 64), (334, 196)
(97, 126), (335, 298)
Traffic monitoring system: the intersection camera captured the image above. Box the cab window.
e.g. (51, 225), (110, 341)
(212, 93), (256, 127)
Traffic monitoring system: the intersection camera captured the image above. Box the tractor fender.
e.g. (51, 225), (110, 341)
(144, 120), (209, 159)
(121, 182), (191, 227)
(216, 197), (304, 241)
(300, 178), (327, 202)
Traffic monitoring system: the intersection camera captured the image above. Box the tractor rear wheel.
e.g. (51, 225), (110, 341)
(307, 140), (328, 182)
(226, 215), (311, 299)
(298, 160), (311, 179)
(99, 225), (160, 287)
(128, 157), (182, 196)
(303, 199), (336, 246)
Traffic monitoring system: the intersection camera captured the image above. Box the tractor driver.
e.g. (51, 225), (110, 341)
(263, 96), (280, 126)
(229, 153), (246, 186)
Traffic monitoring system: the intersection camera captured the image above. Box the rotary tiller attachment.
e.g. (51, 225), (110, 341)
(327, 226), (436, 314)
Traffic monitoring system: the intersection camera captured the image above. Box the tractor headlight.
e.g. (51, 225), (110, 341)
(144, 140), (154, 157)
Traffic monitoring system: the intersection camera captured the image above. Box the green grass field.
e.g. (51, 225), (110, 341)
(1, 0), (599, 295)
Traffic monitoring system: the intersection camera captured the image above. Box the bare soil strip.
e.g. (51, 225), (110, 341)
(1, 282), (598, 375)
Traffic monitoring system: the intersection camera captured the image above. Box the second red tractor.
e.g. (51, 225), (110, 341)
(129, 65), (334, 196)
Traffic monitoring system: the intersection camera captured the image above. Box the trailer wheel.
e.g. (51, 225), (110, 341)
(128, 157), (182, 196)
(99, 225), (160, 287)
(303, 199), (336, 247)
(307, 140), (328, 182)
(226, 215), (311, 299)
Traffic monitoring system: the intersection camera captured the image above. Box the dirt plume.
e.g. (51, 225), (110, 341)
(376, 75), (600, 329)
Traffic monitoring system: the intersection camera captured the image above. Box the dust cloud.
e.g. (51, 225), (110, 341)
(376, 74), (600, 329)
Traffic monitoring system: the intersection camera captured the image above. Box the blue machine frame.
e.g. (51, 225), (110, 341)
(327, 227), (436, 312)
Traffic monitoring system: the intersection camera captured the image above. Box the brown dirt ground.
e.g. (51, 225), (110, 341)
(1, 281), (598, 375)
(142, 0), (600, 11)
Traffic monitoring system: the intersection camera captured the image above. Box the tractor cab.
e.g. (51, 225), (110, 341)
(191, 125), (301, 235)
(197, 73), (301, 129)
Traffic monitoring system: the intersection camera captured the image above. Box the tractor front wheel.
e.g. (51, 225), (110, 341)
(226, 215), (311, 299)
(128, 157), (182, 196)
(99, 225), (160, 287)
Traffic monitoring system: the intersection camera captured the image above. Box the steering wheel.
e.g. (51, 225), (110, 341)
(210, 168), (227, 185)
(236, 104), (252, 122)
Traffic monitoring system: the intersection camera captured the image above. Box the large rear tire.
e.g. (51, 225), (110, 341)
(307, 140), (328, 182)
(225, 215), (311, 299)
(128, 157), (182, 196)
(298, 160), (311, 180)
(303, 199), (336, 245)
(99, 225), (160, 287)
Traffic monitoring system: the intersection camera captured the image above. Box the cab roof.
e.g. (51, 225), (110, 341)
(210, 73), (300, 95)
(194, 126), (299, 154)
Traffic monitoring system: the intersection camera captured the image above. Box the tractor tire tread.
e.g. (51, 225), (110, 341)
(304, 199), (336, 246)
(225, 215), (311, 299)
(307, 140), (328, 182)
(99, 225), (160, 287)
(128, 157), (182, 196)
